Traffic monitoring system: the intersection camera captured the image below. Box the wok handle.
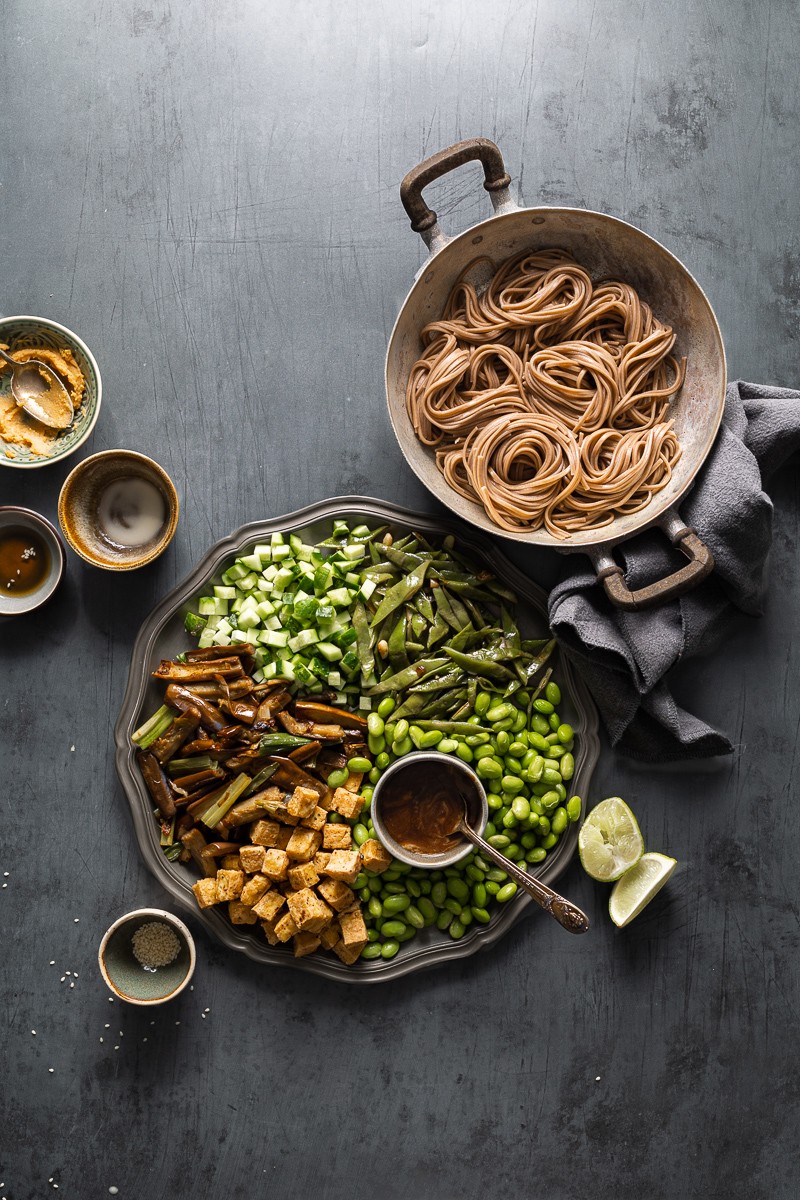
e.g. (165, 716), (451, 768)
(590, 511), (715, 610)
(400, 138), (512, 234)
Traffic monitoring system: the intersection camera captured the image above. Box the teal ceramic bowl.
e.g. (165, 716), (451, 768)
(0, 315), (102, 468)
(98, 908), (196, 1005)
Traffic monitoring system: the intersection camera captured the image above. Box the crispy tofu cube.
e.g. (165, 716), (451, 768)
(338, 907), (368, 949)
(260, 917), (280, 945)
(220, 853), (242, 871)
(240, 873), (271, 907)
(332, 940), (364, 965)
(361, 839), (393, 874)
(259, 787), (299, 825)
(215, 869), (245, 901)
(273, 911), (299, 942)
(228, 900), (258, 925)
(316, 877), (358, 913)
(260, 849), (290, 882)
(285, 887), (334, 934)
(329, 787), (364, 821)
(238, 845), (266, 874)
(285, 827), (322, 863)
(287, 861), (320, 890)
(313, 851), (332, 872)
(319, 923), (340, 950)
(322, 849), (362, 886)
(192, 877), (219, 909)
(253, 889), (286, 921)
(300, 805), (328, 831)
(292, 931), (321, 958)
(250, 818), (281, 847)
(275, 826), (294, 850)
(322, 823), (353, 850)
(287, 785), (319, 819)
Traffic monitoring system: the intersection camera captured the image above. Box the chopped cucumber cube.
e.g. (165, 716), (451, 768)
(327, 670), (342, 688)
(288, 629), (319, 653)
(263, 630), (290, 648)
(358, 696), (373, 710)
(239, 552), (262, 571)
(342, 544), (366, 561)
(327, 588), (352, 607)
(316, 642), (343, 662)
(213, 585), (237, 600)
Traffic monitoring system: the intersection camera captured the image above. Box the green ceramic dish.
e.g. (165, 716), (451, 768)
(98, 908), (196, 1005)
(0, 315), (102, 468)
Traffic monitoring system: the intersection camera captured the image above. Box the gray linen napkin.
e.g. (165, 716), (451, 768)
(548, 381), (800, 761)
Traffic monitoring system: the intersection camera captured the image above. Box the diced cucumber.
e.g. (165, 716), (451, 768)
(253, 543), (272, 566)
(342, 544), (366, 561)
(238, 571), (260, 591)
(327, 670), (342, 688)
(198, 596), (217, 616)
(216, 618), (232, 636)
(273, 566), (296, 590)
(198, 628), (215, 649)
(288, 628), (319, 653)
(358, 696), (373, 710)
(237, 609), (261, 630)
(316, 642), (343, 662)
(230, 629), (250, 643)
(255, 600), (275, 619)
(239, 552), (262, 571)
(270, 532), (284, 546)
(213, 585), (237, 600)
(327, 587), (352, 607)
(271, 544), (293, 562)
(263, 630), (290, 648)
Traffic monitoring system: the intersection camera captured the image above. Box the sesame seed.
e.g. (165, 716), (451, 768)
(74, 918), (79, 923)
(66, 971), (71, 976)
(114, 1045), (119, 1051)
(3, 871), (8, 877)
(70, 982), (74, 989)
(109, 1188), (119, 1195)
(105, 1023), (110, 1028)
(48, 1068), (54, 1073)
(142, 1037), (147, 1043)
(100, 1038), (104, 1043)
(50, 960), (55, 965)
(2, 884), (6, 889)
(201, 1013), (206, 1019)
(60, 976), (65, 982)
(31, 1029), (36, 1035)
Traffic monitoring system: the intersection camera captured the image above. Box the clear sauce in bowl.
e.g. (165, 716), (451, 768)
(0, 526), (50, 595)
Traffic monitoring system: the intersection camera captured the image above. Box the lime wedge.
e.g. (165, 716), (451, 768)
(608, 852), (677, 926)
(577, 796), (644, 881)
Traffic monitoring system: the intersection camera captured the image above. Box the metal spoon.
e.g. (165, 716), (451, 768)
(452, 793), (590, 935)
(0, 346), (74, 430)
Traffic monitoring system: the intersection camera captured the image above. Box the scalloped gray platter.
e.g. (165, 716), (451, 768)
(115, 497), (600, 983)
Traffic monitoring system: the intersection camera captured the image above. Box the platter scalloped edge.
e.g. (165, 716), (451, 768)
(114, 496), (600, 984)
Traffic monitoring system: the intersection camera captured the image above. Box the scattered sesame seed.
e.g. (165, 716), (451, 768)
(48, 1067), (54, 1073)
(109, 1188), (119, 1195)
(100, 1038), (104, 1043)
(32, 1029), (36, 1035)
(49, 1179), (54, 1184)
(142, 1037), (147, 1043)
(595, 1076), (601, 1081)
(70, 982), (74, 989)
(119, 1031), (123, 1037)
(74, 918), (79, 923)
(105, 1023), (110, 1028)
(70, 745), (75, 752)
(74, 973), (79, 978)
(54, 1185), (59, 1190)
(50, 960), (55, 965)
(2, 884), (6, 889)
(66, 971), (71, 976)
(175, 1020), (180, 1026)
(201, 1013), (206, 1019)
(114, 1045), (119, 1051)
(204, 1007), (210, 1013)
(109, 997), (114, 1002)
(3, 871), (8, 877)
(150, 1020), (155, 1025)
(60, 976), (65, 982)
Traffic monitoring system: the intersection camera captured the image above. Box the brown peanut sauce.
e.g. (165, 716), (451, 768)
(379, 759), (467, 855)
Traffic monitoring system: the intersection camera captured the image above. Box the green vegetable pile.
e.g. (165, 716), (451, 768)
(187, 520), (582, 959)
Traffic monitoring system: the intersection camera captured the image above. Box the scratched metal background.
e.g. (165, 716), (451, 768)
(1, 2), (799, 1198)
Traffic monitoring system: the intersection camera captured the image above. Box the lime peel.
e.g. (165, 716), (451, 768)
(608, 852), (677, 927)
(577, 796), (644, 882)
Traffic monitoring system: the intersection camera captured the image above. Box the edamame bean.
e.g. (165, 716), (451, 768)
(391, 736), (413, 757)
(487, 792), (503, 811)
(367, 712), (385, 738)
(527, 847), (547, 863)
(496, 882), (518, 902)
(560, 753), (575, 781)
(505, 844), (523, 860)
(465, 864), (485, 883)
(545, 681), (561, 706)
(361, 943), (383, 960)
(495, 730), (511, 754)
(546, 744), (565, 759)
(396, 926), (417, 943)
(501, 775), (525, 795)
(486, 702), (515, 722)
(567, 795), (582, 822)
(549, 713), (561, 732)
(327, 768), (349, 788)
(471, 907), (491, 924)
(431, 881), (447, 907)
(540, 833), (558, 850)
(465, 731), (491, 746)
(538, 816), (551, 835)
(529, 731), (550, 752)
(527, 755), (545, 783)
(382, 895), (411, 916)
(380, 940), (400, 959)
(375, 752), (391, 770)
(447, 877), (470, 903)
(557, 723), (573, 744)
(508, 740), (527, 758)
(485, 867), (508, 883)
(444, 897), (463, 916)
(405, 905), (425, 929)
(456, 742), (474, 764)
(417, 897), (436, 924)
(472, 882), (487, 908)
(502, 810), (518, 830)
(533, 698), (554, 714)
(438, 738), (458, 753)
(380, 919), (407, 938)
(474, 691), (492, 717)
(347, 756), (372, 774)
(511, 796), (531, 821)
(485, 880), (500, 896)
(502, 758), (523, 777)
(555, 785), (566, 801)
(368, 876), (382, 893)
(459, 908), (474, 928)
(487, 833), (511, 849)
(418, 729), (444, 749)
(520, 831), (537, 849)
(551, 807), (568, 835)
(476, 757), (503, 780)
(393, 718), (409, 742)
(475, 744), (497, 762)
(542, 768), (562, 787)
(368, 896), (383, 919)
(449, 920), (466, 939)
(368, 733), (385, 756)
(377, 697), (396, 719)
(406, 879), (421, 898)
(436, 909), (454, 931)
(353, 823), (370, 847)
(383, 882), (407, 895)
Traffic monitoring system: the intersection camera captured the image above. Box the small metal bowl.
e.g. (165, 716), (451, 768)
(370, 751), (488, 869)
(59, 449), (180, 570)
(98, 908), (196, 1006)
(0, 315), (102, 468)
(0, 507), (65, 616)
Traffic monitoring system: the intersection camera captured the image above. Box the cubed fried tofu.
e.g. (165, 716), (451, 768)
(285, 887), (334, 934)
(192, 877), (219, 909)
(215, 868), (245, 901)
(322, 823), (352, 850)
(312, 851), (332, 872)
(273, 911), (299, 942)
(285, 827), (322, 863)
(338, 907), (368, 948)
(287, 784), (319, 820)
(287, 861), (320, 890)
(319, 923), (340, 950)
(275, 826), (294, 850)
(260, 917), (280, 946)
(300, 805), (328, 831)
(316, 877), (358, 913)
(292, 931), (321, 958)
(322, 849), (362, 885)
(250, 818), (281, 848)
(259, 787), (299, 825)
(329, 787), (364, 821)
(360, 839), (393, 874)
(221, 853), (242, 870)
(253, 889), (286, 922)
(332, 940), (364, 965)
(240, 873), (271, 907)
(228, 900), (258, 925)
(239, 845), (266, 874)
(260, 848), (290, 882)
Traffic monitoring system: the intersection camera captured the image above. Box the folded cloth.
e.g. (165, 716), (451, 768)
(548, 381), (800, 761)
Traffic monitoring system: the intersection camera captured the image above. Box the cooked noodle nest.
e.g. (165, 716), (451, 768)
(408, 248), (685, 539)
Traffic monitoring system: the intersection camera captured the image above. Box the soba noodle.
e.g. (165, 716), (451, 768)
(405, 249), (684, 538)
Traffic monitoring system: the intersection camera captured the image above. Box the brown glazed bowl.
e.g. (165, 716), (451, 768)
(58, 449), (179, 569)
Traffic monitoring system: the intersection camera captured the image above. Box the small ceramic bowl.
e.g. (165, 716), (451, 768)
(59, 449), (179, 569)
(370, 751), (489, 869)
(0, 507), (65, 615)
(0, 315), (102, 468)
(98, 908), (196, 1005)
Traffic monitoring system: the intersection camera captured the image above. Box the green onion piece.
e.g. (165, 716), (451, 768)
(160, 818), (176, 847)
(132, 705), (178, 749)
(258, 733), (313, 752)
(163, 844), (183, 861)
(200, 773), (253, 829)
(244, 763), (279, 796)
(166, 755), (215, 776)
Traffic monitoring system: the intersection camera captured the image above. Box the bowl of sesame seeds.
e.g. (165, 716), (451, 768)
(98, 909), (196, 1005)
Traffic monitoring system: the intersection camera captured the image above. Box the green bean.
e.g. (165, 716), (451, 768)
(380, 940), (400, 959)
(551, 807), (568, 836)
(496, 882), (518, 903)
(361, 943), (383, 960)
(567, 795), (582, 822)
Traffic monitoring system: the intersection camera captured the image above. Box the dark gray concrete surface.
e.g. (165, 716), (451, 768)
(2, 2), (799, 1197)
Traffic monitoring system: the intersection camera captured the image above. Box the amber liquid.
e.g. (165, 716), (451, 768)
(380, 759), (471, 855)
(0, 527), (50, 595)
